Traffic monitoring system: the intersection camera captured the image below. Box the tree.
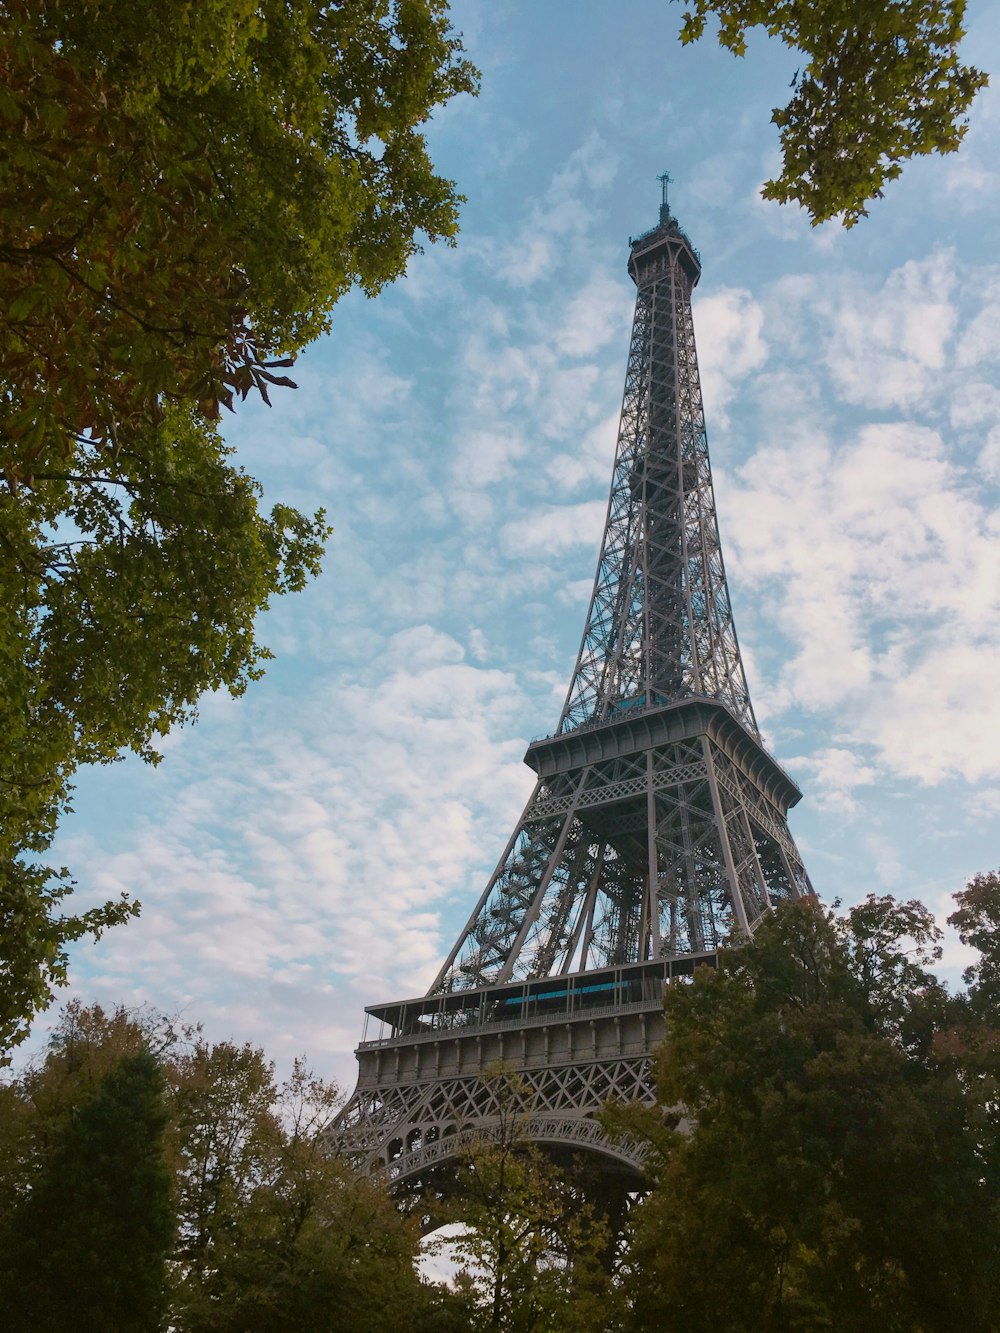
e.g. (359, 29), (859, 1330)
(166, 1039), (451, 1330)
(610, 896), (998, 1331)
(177, 1078), (446, 1331)
(0, 1000), (176, 1215)
(169, 1038), (287, 1289)
(0, 1003), (460, 1331)
(0, 857), (137, 1067)
(0, 1048), (174, 1332)
(433, 1068), (613, 1333)
(0, 0), (478, 1058)
(674, 1), (988, 226)
(940, 871), (1000, 1229)
(1, 0), (478, 479)
(949, 868), (1000, 1012)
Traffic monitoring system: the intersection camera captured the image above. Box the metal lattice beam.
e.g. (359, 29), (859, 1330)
(336, 185), (814, 1194)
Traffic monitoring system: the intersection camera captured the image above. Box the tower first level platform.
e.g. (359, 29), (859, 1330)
(339, 953), (709, 1186)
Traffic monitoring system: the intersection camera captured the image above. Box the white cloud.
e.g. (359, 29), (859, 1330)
(693, 287), (767, 424)
(859, 642), (1000, 785)
(823, 255), (958, 410)
(500, 500), (607, 557)
(452, 428), (530, 486)
(494, 132), (618, 288)
(554, 275), (631, 359)
(729, 417), (1000, 786)
(468, 627), (489, 662)
(956, 272), (1000, 367)
(788, 747), (879, 815)
(383, 624), (466, 670)
(546, 409), (619, 491)
(57, 633), (537, 1086)
(979, 426), (1000, 482)
(864, 833), (904, 888)
(949, 380), (1000, 431)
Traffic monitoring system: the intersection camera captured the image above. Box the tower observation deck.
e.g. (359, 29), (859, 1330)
(336, 180), (813, 1190)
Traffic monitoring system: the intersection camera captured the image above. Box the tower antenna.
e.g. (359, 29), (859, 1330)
(658, 168), (672, 222)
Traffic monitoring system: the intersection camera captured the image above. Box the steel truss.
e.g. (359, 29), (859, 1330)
(337, 189), (813, 1192)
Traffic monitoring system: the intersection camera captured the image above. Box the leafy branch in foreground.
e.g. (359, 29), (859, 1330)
(1, 405), (329, 1060)
(675, 0), (988, 225)
(0, 0), (478, 1057)
(1, 0), (479, 482)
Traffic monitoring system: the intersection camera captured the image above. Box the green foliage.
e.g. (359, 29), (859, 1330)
(435, 1067), (613, 1332)
(167, 1047), (465, 1330)
(0, 0), (477, 1059)
(940, 871), (1000, 1228)
(950, 868), (1000, 1011)
(0, 1004), (452, 1331)
(0, 861), (137, 1066)
(0, 405), (329, 1060)
(0, 1047), (174, 1332)
(170, 1038), (287, 1285)
(5, 913), (996, 1333)
(609, 894), (999, 1330)
(0, 0), (478, 476)
(675, 0), (989, 225)
(180, 1130), (439, 1331)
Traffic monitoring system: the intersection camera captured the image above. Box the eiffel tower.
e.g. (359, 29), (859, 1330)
(337, 176), (812, 1189)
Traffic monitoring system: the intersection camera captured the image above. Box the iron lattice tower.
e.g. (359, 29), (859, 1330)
(337, 181), (813, 1188)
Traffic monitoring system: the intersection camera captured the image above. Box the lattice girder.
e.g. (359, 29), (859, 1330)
(337, 1001), (667, 1184)
(431, 698), (807, 991)
(337, 192), (814, 1196)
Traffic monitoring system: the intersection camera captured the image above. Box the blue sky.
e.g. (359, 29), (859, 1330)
(40, 0), (1000, 1088)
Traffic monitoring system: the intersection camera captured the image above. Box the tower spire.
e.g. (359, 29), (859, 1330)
(559, 183), (756, 738)
(336, 182), (814, 1191)
(657, 168), (671, 223)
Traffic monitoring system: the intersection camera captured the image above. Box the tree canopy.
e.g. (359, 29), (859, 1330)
(0, 1045), (174, 1331)
(675, 0), (989, 225)
(0, 0), (478, 1060)
(2, 898), (999, 1333)
(609, 886), (1000, 1330)
(2, 0), (478, 479)
(0, 1003), (460, 1331)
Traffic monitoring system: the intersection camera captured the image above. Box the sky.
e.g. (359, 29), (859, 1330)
(33, 0), (1000, 1090)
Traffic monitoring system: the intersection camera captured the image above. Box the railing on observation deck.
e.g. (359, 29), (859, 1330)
(359, 951), (717, 1047)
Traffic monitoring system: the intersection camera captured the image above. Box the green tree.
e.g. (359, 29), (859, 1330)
(0, 1048), (174, 1332)
(674, 0), (988, 226)
(610, 896), (998, 1331)
(939, 871), (1000, 1232)
(177, 1073), (445, 1331)
(0, 1003), (460, 1331)
(167, 1041), (453, 1331)
(170, 1038), (286, 1288)
(1, 0), (478, 479)
(0, 0), (477, 1059)
(0, 408), (327, 1062)
(435, 1068), (612, 1333)
(0, 1000), (178, 1215)
(949, 868), (1000, 1011)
